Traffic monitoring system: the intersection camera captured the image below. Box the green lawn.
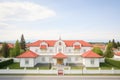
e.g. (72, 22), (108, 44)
(86, 67), (99, 70)
(70, 63), (120, 70)
(71, 66), (83, 70)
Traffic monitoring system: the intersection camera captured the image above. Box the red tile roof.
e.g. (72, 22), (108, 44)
(115, 52), (120, 56)
(53, 52), (67, 58)
(0, 43), (14, 48)
(82, 50), (102, 58)
(8, 43), (14, 48)
(92, 44), (106, 50)
(28, 40), (92, 47)
(17, 50), (38, 58)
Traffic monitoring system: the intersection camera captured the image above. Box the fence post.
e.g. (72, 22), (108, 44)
(99, 68), (101, 74)
(24, 67), (26, 70)
(83, 67), (86, 74)
(7, 67), (9, 70)
(112, 67), (114, 74)
(37, 67), (39, 70)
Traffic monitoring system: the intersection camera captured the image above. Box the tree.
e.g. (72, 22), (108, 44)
(104, 43), (114, 58)
(112, 39), (117, 48)
(108, 40), (111, 43)
(92, 47), (103, 56)
(1, 42), (9, 58)
(14, 40), (20, 56)
(117, 41), (120, 47)
(20, 34), (26, 51)
(9, 48), (16, 57)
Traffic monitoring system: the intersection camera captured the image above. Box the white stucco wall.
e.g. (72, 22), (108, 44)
(29, 46), (92, 56)
(100, 58), (105, 63)
(25, 40), (93, 67)
(20, 58), (36, 67)
(114, 55), (120, 59)
(83, 58), (100, 67)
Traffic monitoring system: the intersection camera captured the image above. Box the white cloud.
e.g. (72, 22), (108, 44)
(0, 2), (56, 21)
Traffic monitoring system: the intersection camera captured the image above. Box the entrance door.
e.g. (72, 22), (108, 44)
(57, 59), (63, 64)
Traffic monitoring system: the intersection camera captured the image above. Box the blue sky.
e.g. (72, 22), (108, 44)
(0, 0), (120, 42)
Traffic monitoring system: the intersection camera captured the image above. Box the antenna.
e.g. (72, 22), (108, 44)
(59, 35), (61, 40)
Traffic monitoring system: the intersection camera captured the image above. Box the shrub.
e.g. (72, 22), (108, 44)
(105, 58), (120, 68)
(0, 59), (13, 69)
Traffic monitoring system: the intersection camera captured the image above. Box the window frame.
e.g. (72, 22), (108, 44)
(90, 59), (94, 65)
(25, 59), (29, 65)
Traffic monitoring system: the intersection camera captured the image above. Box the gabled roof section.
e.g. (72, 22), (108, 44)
(53, 52), (67, 58)
(28, 40), (56, 47)
(82, 50), (102, 58)
(8, 43), (14, 48)
(17, 50), (38, 58)
(0, 43), (14, 48)
(28, 40), (92, 47)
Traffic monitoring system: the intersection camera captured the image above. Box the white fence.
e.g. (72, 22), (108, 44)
(64, 69), (120, 74)
(0, 68), (120, 75)
(0, 69), (57, 74)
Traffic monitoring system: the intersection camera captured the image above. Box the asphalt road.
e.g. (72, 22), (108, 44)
(0, 76), (120, 80)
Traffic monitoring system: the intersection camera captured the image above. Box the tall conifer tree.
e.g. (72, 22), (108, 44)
(20, 34), (26, 51)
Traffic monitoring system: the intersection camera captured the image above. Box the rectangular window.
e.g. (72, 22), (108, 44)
(50, 49), (53, 52)
(42, 57), (45, 61)
(35, 49), (38, 52)
(83, 49), (86, 52)
(91, 59), (94, 65)
(68, 58), (71, 61)
(58, 48), (62, 52)
(25, 59), (29, 65)
(76, 57), (79, 61)
(68, 49), (71, 53)
(49, 58), (52, 62)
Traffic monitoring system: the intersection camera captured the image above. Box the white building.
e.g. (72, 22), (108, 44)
(17, 39), (103, 67)
(114, 52), (120, 60)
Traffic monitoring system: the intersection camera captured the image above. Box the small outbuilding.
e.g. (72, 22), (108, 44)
(17, 50), (39, 67)
(81, 50), (102, 67)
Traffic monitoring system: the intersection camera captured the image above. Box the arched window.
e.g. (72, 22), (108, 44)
(59, 42), (61, 45)
(58, 48), (62, 52)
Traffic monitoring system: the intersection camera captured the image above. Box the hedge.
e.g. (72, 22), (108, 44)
(0, 59), (13, 69)
(105, 58), (120, 68)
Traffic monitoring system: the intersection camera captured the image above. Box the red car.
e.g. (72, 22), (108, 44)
(58, 70), (63, 75)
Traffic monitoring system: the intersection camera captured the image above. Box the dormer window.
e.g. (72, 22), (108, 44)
(74, 45), (81, 49)
(59, 42), (61, 45)
(58, 48), (62, 52)
(40, 45), (47, 49)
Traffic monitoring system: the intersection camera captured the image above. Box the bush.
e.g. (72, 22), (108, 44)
(105, 58), (120, 68)
(0, 59), (13, 69)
